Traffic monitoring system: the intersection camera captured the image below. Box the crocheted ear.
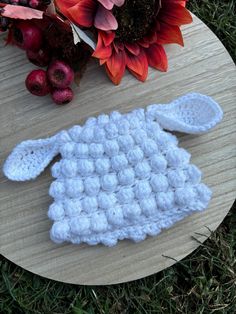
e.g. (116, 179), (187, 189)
(147, 93), (223, 134)
(3, 135), (59, 181)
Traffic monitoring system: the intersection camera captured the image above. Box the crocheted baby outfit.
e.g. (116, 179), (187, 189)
(3, 93), (223, 246)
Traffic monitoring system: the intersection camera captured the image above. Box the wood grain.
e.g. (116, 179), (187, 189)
(0, 15), (235, 285)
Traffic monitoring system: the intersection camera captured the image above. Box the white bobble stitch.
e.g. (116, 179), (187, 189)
(75, 143), (89, 158)
(142, 139), (158, 156)
(105, 122), (118, 139)
(106, 205), (124, 226)
(80, 127), (94, 143)
(101, 174), (118, 192)
(130, 231), (146, 243)
(110, 111), (122, 122)
(90, 212), (108, 233)
(135, 161), (151, 179)
(49, 180), (65, 199)
(61, 159), (77, 178)
(175, 187), (195, 206)
(195, 184), (212, 203)
(118, 135), (134, 152)
(117, 187), (134, 204)
(129, 116), (140, 129)
(140, 197), (157, 216)
(150, 154), (167, 173)
(60, 142), (75, 158)
(93, 127), (106, 143)
(123, 203), (141, 220)
(166, 148), (190, 167)
(68, 125), (82, 142)
(70, 216), (90, 235)
(82, 196), (98, 213)
(98, 192), (116, 209)
(127, 147), (144, 165)
(95, 158), (110, 174)
(156, 191), (174, 210)
(185, 164), (202, 184)
(146, 224), (161, 237)
(118, 168), (135, 186)
(117, 119), (130, 134)
(154, 131), (177, 148)
(100, 237), (117, 247)
(77, 159), (94, 176)
(97, 114), (109, 126)
(64, 198), (82, 217)
(133, 129), (147, 144)
(133, 108), (145, 120)
(104, 140), (119, 156)
(89, 143), (104, 158)
(84, 177), (100, 196)
(111, 154), (128, 171)
(85, 117), (97, 126)
(168, 169), (186, 188)
(150, 174), (168, 192)
(146, 122), (161, 136)
(57, 130), (71, 144)
(48, 202), (64, 221)
(65, 178), (84, 198)
(135, 181), (152, 199)
(51, 162), (61, 178)
(50, 221), (69, 243)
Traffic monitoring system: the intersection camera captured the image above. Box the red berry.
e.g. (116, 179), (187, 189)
(29, 0), (39, 8)
(13, 21), (43, 52)
(25, 69), (50, 96)
(26, 49), (51, 67)
(47, 60), (74, 89)
(51, 87), (74, 105)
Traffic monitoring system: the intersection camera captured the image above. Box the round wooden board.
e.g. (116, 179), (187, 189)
(0, 15), (235, 285)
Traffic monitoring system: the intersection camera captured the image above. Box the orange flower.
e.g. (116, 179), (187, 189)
(55, 0), (122, 30)
(92, 0), (192, 84)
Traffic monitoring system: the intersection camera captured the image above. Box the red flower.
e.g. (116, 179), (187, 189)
(92, 0), (192, 84)
(55, 0), (122, 30)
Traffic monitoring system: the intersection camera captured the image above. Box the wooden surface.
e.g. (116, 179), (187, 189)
(0, 15), (235, 285)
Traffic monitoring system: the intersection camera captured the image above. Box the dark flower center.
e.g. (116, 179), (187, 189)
(113, 0), (161, 42)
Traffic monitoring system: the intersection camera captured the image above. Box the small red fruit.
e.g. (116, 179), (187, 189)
(51, 87), (74, 105)
(25, 69), (50, 96)
(27, 49), (51, 67)
(13, 21), (43, 52)
(47, 60), (74, 89)
(29, 0), (39, 8)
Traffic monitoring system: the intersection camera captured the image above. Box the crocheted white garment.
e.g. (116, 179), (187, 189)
(3, 93), (223, 246)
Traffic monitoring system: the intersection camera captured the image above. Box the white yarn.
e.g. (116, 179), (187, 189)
(3, 93), (223, 246)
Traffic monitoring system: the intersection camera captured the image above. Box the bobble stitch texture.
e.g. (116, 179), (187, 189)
(6, 94), (218, 246)
(46, 106), (213, 246)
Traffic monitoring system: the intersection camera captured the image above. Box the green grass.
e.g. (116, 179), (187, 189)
(1, 1), (236, 313)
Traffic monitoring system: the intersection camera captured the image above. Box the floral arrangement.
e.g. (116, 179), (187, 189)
(0, 0), (192, 104)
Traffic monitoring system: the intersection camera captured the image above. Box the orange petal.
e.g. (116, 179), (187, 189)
(164, 0), (186, 7)
(92, 32), (112, 59)
(55, 0), (78, 17)
(138, 40), (150, 48)
(156, 22), (184, 46)
(67, 0), (96, 27)
(105, 50), (126, 85)
(145, 44), (168, 72)
(143, 29), (157, 45)
(126, 49), (148, 82)
(159, 3), (192, 26)
(100, 30), (115, 46)
(125, 42), (140, 56)
(94, 4), (118, 30)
